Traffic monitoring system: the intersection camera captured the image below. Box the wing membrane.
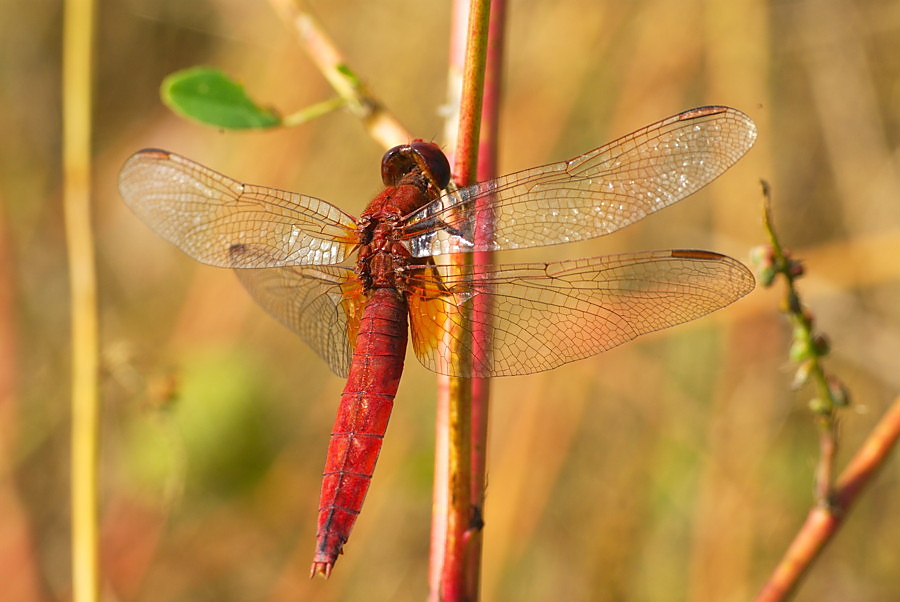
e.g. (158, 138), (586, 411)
(119, 149), (359, 268)
(406, 250), (754, 377)
(229, 245), (364, 377)
(404, 106), (757, 257)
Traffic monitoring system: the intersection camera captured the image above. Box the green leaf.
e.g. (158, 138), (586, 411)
(161, 67), (282, 129)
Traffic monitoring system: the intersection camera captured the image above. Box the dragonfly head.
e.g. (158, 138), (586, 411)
(381, 140), (451, 191)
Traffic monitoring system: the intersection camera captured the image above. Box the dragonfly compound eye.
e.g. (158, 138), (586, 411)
(381, 141), (451, 189)
(381, 144), (413, 186)
(409, 141), (451, 190)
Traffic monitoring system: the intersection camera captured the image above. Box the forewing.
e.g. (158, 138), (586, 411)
(407, 250), (754, 377)
(230, 246), (365, 377)
(404, 106), (757, 257)
(119, 149), (358, 267)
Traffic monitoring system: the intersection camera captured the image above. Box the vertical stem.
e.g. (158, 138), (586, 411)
(466, 0), (505, 593)
(63, 0), (99, 599)
(761, 191), (842, 505)
(431, 1), (495, 600)
(453, 1), (492, 185)
(429, 3), (468, 594)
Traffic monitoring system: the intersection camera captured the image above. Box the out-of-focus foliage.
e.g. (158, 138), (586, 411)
(3, 0), (900, 601)
(161, 67), (282, 129)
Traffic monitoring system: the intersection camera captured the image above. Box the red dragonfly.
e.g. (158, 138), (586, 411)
(119, 105), (756, 577)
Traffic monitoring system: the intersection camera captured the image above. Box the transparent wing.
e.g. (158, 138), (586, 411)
(229, 245), (365, 377)
(403, 106), (757, 257)
(406, 250), (754, 377)
(119, 149), (359, 268)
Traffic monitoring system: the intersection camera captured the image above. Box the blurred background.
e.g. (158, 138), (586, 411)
(3, 0), (900, 600)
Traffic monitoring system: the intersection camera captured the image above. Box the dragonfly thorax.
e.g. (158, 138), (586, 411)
(356, 217), (414, 290)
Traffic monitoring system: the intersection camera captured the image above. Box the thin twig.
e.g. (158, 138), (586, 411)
(757, 181), (848, 504)
(281, 95), (349, 127)
(268, 0), (412, 149)
(756, 396), (900, 601)
(753, 182), (899, 601)
(63, 0), (99, 599)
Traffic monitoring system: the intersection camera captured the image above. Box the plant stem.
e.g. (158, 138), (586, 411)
(756, 396), (900, 601)
(431, 1), (498, 600)
(755, 183), (900, 600)
(281, 96), (348, 127)
(269, 0), (412, 149)
(761, 183), (842, 504)
(452, 1), (492, 186)
(63, 0), (99, 599)
(465, 0), (505, 591)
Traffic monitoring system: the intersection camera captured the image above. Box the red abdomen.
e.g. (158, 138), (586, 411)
(312, 287), (408, 576)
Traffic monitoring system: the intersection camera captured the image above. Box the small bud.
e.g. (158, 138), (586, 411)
(790, 338), (811, 362)
(788, 259), (805, 278)
(750, 246), (777, 287)
(792, 360), (813, 389)
(749, 245), (769, 265)
(812, 334), (831, 357)
(808, 397), (829, 414)
(828, 377), (850, 408)
(749, 245), (775, 267)
(758, 265), (778, 287)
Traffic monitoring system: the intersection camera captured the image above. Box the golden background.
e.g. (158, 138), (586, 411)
(3, 0), (899, 600)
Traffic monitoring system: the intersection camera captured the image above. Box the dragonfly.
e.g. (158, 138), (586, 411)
(119, 105), (757, 577)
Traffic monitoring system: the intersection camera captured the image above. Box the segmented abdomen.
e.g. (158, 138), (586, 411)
(311, 287), (408, 576)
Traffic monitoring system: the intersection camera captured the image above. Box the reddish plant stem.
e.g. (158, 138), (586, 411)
(432, 1), (495, 600)
(756, 396), (900, 601)
(466, 0), (505, 593)
(452, 2), (491, 185)
(429, 1), (468, 593)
